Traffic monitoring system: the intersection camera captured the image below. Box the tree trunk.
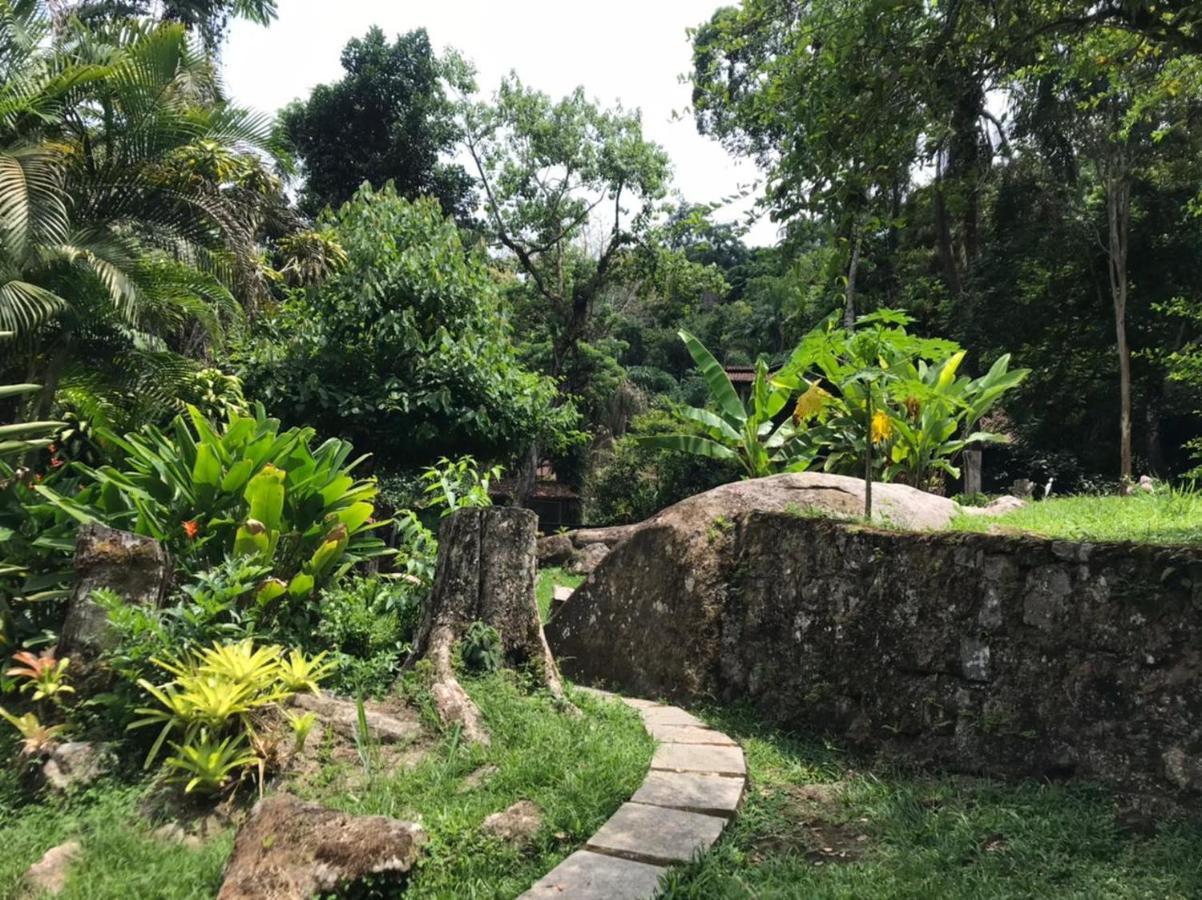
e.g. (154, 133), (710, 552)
(844, 228), (862, 330)
(1106, 168), (1133, 489)
(864, 391), (874, 518)
(963, 449), (982, 496)
(933, 156), (964, 300)
(404, 507), (573, 744)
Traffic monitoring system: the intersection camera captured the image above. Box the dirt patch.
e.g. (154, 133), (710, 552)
(749, 781), (870, 866)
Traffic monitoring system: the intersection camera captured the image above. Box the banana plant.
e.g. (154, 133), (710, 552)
(638, 330), (819, 478)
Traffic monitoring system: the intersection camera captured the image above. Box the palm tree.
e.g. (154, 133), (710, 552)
(0, 1), (288, 423)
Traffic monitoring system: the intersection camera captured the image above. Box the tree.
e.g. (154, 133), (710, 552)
(463, 75), (671, 394)
(238, 184), (578, 471)
(60, 0), (277, 49)
(691, 0), (931, 325)
(281, 27), (473, 221)
(1025, 30), (1202, 486)
(0, 6), (286, 426)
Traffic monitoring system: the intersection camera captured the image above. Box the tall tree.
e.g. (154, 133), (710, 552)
(54, 0), (276, 48)
(281, 27), (474, 221)
(1028, 30), (1202, 485)
(462, 75), (671, 393)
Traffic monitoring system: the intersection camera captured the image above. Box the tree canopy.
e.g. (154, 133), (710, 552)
(281, 27), (474, 221)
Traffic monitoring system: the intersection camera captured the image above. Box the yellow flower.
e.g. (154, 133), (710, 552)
(792, 383), (832, 424)
(870, 410), (893, 444)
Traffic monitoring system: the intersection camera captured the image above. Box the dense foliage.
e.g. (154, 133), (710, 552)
(238, 185), (578, 470)
(281, 26), (474, 220)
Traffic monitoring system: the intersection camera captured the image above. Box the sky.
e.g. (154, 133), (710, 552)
(223, 0), (778, 245)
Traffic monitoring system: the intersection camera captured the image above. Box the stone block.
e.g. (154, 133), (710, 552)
(645, 722), (736, 745)
(520, 850), (666, 900)
(586, 803), (726, 865)
(642, 706), (705, 728)
(631, 770), (744, 818)
(651, 742), (746, 776)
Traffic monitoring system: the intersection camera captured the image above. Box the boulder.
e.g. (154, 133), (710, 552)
(21, 841), (81, 897)
(217, 794), (425, 900)
(547, 473), (960, 699)
(565, 542), (610, 575)
(481, 800), (542, 846)
(41, 741), (115, 793)
(58, 524), (171, 658)
(962, 495), (1027, 517)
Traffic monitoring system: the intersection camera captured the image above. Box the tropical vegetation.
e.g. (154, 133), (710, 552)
(0, 0), (1200, 895)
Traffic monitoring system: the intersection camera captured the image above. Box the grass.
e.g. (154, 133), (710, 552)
(535, 566), (585, 621)
(952, 489), (1202, 546)
(0, 774), (232, 899)
(659, 706), (1202, 899)
(0, 674), (652, 899)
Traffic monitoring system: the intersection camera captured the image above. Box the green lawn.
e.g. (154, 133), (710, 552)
(952, 490), (1202, 545)
(0, 675), (651, 899)
(536, 566), (585, 621)
(659, 706), (1202, 899)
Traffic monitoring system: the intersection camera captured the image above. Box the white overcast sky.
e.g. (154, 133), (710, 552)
(223, 0), (778, 245)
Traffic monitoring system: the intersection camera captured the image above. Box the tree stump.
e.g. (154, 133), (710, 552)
(58, 524), (171, 659)
(405, 507), (572, 745)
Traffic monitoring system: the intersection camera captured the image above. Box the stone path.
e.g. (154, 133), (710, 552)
(520, 689), (745, 899)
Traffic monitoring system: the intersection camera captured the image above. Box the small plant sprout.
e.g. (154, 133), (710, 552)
(6, 649), (74, 704)
(284, 710), (318, 753)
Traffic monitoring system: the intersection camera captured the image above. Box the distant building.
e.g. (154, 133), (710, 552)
(489, 462), (581, 532)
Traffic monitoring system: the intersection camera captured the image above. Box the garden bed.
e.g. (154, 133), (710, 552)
(0, 677), (651, 899)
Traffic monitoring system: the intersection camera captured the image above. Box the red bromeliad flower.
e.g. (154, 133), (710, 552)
(183, 519), (200, 540)
(49, 456), (63, 469)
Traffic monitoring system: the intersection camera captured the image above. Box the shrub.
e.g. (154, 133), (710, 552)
(237, 185), (580, 469)
(315, 576), (421, 696)
(130, 638), (333, 793)
(585, 410), (740, 525)
(30, 405), (392, 604)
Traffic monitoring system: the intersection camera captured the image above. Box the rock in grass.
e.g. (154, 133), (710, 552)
(41, 741), (114, 793)
(218, 794), (425, 900)
(21, 840), (81, 897)
(481, 800), (542, 846)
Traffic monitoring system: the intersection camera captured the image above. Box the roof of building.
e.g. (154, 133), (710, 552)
(489, 478), (580, 501)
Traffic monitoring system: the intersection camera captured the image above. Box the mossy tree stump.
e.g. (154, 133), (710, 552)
(406, 507), (572, 744)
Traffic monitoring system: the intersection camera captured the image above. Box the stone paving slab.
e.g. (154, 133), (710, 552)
(523, 691), (745, 895)
(519, 850), (666, 899)
(587, 802), (727, 865)
(641, 705), (706, 727)
(631, 770), (744, 818)
(651, 742), (746, 776)
(645, 722), (737, 745)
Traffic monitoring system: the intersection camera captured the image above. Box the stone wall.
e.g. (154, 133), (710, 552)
(548, 511), (1202, 812)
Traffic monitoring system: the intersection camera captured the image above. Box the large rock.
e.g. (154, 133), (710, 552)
(547, 473), (1202, 812)
(547, 473), (958, 698)
(290, 693), (421, 745)
(218, 794), (425, 900)
(58, 524), (171, 658)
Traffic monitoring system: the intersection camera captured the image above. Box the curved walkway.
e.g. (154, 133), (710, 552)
(521, 688), (745, 899)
